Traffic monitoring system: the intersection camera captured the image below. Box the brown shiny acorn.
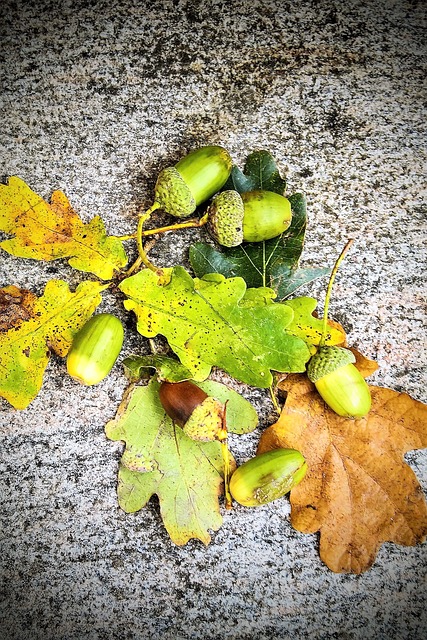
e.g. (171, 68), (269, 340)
(158, 380), (225, 441)
(159, 380), (209, 427)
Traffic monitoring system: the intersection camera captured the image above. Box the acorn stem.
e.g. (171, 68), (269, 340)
(218, 404), (232, 509)
(135, 204), (161, 272)
(125, 203), (161, 275)
(269, 384), (281, 415)
(320, 239), (354, 346)
(141, 212), (209, 237)
(221, 440), (232, 509)
(116, 233), (136, 241)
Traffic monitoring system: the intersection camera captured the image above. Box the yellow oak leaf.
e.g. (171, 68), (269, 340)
(258, 372), (427, 574)
(0, 176), (128, 280)
(0, 279), (107, 409)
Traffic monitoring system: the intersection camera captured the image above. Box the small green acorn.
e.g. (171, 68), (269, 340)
(206, 189), (292, 247)
(307, 346), (372, 418)
(229, 448), (307, 507)
(66, 313), (124, 385)
(154, 145), (232, 218)
(305, 239), (372, 419)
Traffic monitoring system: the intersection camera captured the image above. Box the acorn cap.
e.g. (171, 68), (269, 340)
(307, 346), (356, 382)
(206, 190), (245, 247)
(182, 396), (224, 441)
(154, 166), (196, 218)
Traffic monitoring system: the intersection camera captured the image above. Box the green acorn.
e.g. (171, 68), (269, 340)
(307, 346), (372, 418)
(229, 448), (307, 507)
(154, 145), (232, 218)
(66, 313), (124, 386)
(206, 189), (292, 247)
(306, 239), (372, 419)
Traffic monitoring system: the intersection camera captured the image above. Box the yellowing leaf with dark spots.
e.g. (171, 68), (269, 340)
(0, 176), (128, 280)
(105, 377), (258, 545)
(0, 280), (107, 409)
(119, 266), (311, 388)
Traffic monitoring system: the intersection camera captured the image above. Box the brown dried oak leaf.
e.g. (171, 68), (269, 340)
(258, 370), (427, 574)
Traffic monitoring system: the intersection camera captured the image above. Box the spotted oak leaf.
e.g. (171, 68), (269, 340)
(0, 176), (127, 280)
(119, 267), (311, 388)
(0, 280), (106, 409)
(284, 297), (346, 347)
(258, 372), (427, 573)
(105, 377), (257, 544)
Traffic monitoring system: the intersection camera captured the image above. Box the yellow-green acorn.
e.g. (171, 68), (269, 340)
(229, 448), (307, 507)
(66, 313), (124, 386)
(307, 346), (372, 418)
(154, 145), (233, 218)
(207, 189), (292, 247)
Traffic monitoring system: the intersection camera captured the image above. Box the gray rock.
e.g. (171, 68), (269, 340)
(1, 1), (426, 638)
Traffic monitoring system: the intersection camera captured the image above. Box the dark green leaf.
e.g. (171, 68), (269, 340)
(243, 150), (287, 194)
(190, 193), (329, 299)
(222, 150), (286, 195)
(222, 166), (257, 194)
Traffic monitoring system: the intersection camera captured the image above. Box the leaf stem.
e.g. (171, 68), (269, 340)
(269, 384), (281, 415)
(320, 238), (354, 346)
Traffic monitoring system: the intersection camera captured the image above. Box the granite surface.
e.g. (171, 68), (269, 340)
(0, 0), (426, 638)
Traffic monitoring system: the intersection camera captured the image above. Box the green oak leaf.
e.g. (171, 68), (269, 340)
(0, 176), (128, 280)
(119, 267), (310, 388)
(284, 297), (346, 347)
(222, 150), (286, 195)
(122, 354), (194, 383)
(190, 193), (329, 300)
(105, 377), (257, 544)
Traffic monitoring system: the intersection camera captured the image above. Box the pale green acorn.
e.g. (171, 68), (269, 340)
(66, 313), (124, 386)
(229, 448), (308, 507)
(153, 145), (233, 218)
(207, 189), (292, 247)
(307, 346), (372, 418)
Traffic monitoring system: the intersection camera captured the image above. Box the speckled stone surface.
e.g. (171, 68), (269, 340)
(0, 1), (426, 638)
